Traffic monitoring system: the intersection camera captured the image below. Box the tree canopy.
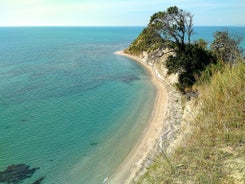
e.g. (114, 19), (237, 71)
(148, 6), (216, 91)
(148, 6), (193, 51)
(211, 30), (243, 64)
(166, 43), (216, 91)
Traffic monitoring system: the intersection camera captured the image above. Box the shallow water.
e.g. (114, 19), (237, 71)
(0, 27), (156, 184)
(0, 26), (244, 184)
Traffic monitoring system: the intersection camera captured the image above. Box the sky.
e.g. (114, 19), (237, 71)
(0, 0), (245, 27)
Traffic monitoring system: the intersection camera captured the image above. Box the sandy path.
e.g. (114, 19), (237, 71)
(106, 50), (168, 184)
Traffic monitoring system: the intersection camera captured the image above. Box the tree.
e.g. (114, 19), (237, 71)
(166, 43), (216, 91)
(148, 6), (193, 51)
(146, 6), (216, 91)
(194, 39), (208, 50)
(211, 30), (243, 64)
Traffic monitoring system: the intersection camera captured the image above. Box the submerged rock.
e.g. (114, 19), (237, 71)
(0, 164), (39, 184)
(20, 119), (27, 123)
(120, 75), (140, 83)
(90, 142), (98, 146)
(32, 176), (45, 184)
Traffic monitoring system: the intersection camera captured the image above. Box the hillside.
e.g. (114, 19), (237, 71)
(135, 61), (245, 183)
(124, 6), (245, 183)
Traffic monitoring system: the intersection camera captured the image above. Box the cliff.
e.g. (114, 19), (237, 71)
(131, 47), (245, 183)
(123, 22), (245, 182)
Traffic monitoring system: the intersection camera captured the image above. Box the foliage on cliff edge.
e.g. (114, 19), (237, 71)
(127, 6), (244, 92)
(125, 27), (165, 55)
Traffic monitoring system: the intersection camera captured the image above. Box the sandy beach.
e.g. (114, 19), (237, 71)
(107, 50), (168, 184)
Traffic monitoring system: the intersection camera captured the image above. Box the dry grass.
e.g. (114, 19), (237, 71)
(136, 61), (245, 184)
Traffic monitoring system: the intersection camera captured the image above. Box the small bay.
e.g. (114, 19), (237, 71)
(0, 26), (244, 184)
(0, 27), (156, 184)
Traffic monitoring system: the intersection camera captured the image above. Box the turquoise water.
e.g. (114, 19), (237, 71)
(0, 26), (244, 184)
(0, 27), (156, 184)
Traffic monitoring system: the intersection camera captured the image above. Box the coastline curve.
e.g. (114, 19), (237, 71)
(107, 50), (168, 184)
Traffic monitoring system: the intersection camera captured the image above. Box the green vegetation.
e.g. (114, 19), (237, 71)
(127, 5), (245, 184)
(127, 6), (216, 91)
(125, 27), (165, 55)
(211, 30), (243, 64)
(136, 61), (245, 184)
(127, 6), (244, 91)
(126, 6), (193, 56)
(148, 6), (193, 51)
(166, 43), (215, 91)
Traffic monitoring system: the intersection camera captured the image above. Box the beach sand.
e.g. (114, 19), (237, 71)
(107, 50), (168, 184)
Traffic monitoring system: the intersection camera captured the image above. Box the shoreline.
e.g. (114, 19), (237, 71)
(107, 50), (168, 183)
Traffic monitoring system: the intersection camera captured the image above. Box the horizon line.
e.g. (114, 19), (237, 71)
(1, 25), (245, 28)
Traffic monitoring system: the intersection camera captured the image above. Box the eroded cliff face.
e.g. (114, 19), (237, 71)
(128, 48), (197, 155)
(127, 48), (200, 182)
(132, 48), (179, 86)
(165, 97), (199, 155)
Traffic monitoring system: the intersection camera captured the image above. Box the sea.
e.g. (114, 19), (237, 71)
(0, 26), (244, 184)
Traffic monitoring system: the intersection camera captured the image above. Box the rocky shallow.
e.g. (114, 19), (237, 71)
(0, 164), (45, 184)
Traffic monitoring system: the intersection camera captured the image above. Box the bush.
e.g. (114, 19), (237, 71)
(166, 43), (216, 91)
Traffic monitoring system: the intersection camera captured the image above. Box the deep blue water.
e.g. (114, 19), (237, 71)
(0, 26), (244, 184)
